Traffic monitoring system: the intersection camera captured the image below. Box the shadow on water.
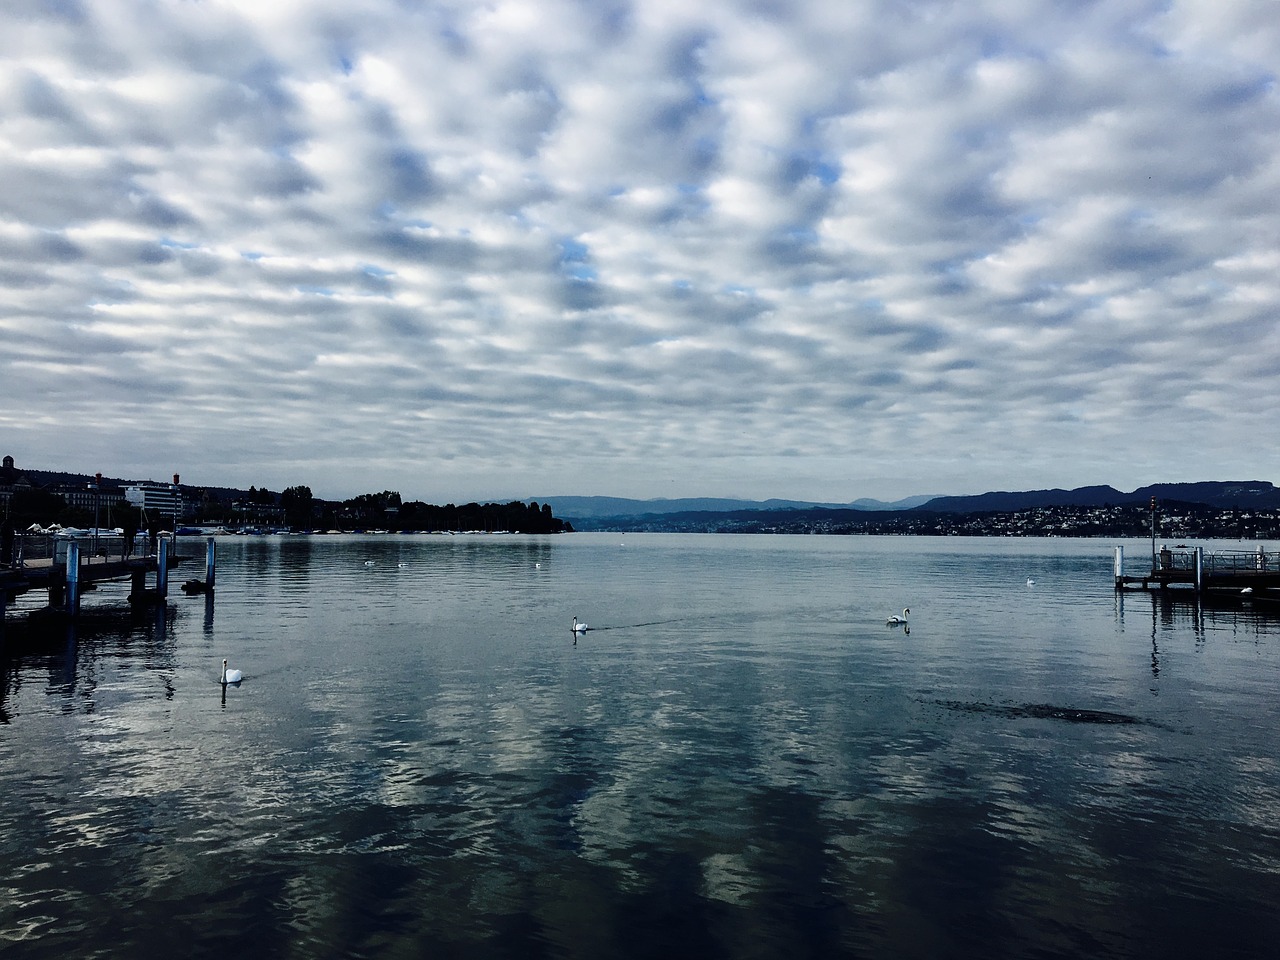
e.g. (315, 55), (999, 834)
(926, 699), (1149, 725)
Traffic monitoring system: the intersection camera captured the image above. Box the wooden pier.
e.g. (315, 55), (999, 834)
(1114, 544), (1280, 605)
(2, 535), (216, 625)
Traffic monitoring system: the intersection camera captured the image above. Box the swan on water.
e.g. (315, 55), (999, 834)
(398, 562), (407, 568)
(221, 659), (242, 684)
(1242, 587), (1254, 595)
(364, 560), (375, 566)
(887, 608), (910, 625)
(1026, 578), (1037, 586)
(572, 617), (589, 634)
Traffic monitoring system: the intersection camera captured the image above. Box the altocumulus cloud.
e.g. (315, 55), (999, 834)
(1, 0), (1278, 502)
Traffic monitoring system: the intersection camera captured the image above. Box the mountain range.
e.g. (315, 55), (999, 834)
(535, 481), (1280, 525)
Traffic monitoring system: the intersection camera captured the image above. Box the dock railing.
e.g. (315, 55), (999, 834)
(10, 533), (149, 568)
(1143, 546), (1270, 577)
(1202, 547), (1271, 577)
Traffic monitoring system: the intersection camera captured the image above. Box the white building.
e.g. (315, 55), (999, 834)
(125, 475), (184, 523)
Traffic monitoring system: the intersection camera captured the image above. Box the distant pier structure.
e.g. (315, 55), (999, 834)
(1114, 543), (1280, 605)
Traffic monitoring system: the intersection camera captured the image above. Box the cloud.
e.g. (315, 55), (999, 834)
(1, 0), (1278, 502)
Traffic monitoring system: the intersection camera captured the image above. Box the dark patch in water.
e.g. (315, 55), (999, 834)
(929, 699), (1143, 725)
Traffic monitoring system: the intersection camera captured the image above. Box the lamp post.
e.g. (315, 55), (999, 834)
(92, 472), (102, 556)
(171, 473), (181, 534)
(1149, 496), (1157, 574)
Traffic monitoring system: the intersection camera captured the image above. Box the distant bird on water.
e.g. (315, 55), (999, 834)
(221, 659), (242, 685)
(887, 608), (910, 625)
(572, 617), (590, 634)
(1026, 578), (1037, 586)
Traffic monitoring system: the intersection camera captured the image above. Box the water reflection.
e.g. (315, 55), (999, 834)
(0, 601), (180, 721)
(3, 535), (1280, 958)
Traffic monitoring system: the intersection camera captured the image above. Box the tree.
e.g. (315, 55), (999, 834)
(281, 485), (314, 529)
(9, 488), (76, 528)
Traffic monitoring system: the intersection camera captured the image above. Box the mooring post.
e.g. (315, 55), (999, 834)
(1114, 545), (1125, 590)
(205, 537), (216, 590)
(157, 536), (170, 599)
(65, 540), (81, 615)
(1194, 546), (1204, 593)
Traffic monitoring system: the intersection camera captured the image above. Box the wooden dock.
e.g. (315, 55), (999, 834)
(1114, 544), (1280, 605)
(2, 535), (214, 625)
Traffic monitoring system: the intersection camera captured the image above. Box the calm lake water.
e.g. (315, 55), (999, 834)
(2, 533), (1279, 959)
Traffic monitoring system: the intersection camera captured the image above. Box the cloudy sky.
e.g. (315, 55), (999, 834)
(2, 0), (1278, 505)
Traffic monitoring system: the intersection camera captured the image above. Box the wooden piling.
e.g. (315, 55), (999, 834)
(65, 541), (80, 615)
(205, 537), (216, 590)
(156, 537), (170, 599)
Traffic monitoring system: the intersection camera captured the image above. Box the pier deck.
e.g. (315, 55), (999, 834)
(2, 533), (207, 624)
(1114, 545), (1280, 605)
(5, 554), (159, 589)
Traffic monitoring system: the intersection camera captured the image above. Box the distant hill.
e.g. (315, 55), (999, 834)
(528, 494), (938, 521)
(541, 481), (1280, 533)
(918, 481), (1280, 513)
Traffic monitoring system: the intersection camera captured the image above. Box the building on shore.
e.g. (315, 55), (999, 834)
(1, 455), (34, 517)
(125, 475), (184, 526)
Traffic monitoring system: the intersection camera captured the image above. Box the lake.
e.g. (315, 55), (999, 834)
(2, 533), (1279, 958)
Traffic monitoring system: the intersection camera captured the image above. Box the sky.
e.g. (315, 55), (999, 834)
(2, 0), (1279, 505)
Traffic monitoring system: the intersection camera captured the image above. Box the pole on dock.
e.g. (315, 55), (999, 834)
(1194, 546), (1204, 593)
(1114, 545), (1125, 589)
(205, 537), (216, 590)
(65, 540), (81, 615)
(157, 536), (170, 599)
(1149, 497), (1157, 574)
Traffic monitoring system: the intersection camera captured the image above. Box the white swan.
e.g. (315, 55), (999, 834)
(364, 560), (375, 566)
(221, 659), (242, 684)
(1026, 578), (1037, 586)
(572, 617), (589, 634)
(887, 608), (910, 625)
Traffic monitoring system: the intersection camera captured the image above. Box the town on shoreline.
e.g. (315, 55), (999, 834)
(569, 501), (1280, 540)
(4, 455), (1278, 541)
(0, 456), (570, 536)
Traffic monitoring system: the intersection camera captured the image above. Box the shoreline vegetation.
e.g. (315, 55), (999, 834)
(2, 468), (572, 536)
(4, 463), (1279, 539)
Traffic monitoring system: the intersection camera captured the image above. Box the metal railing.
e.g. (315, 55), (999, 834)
(1149, 547), (1272, 576)
(1203, 548), (1273, 576)
(8, 533), (149, 567)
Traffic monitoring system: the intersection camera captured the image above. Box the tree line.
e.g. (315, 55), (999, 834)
(283, 487), (570, 534)
(3, 485), (571, 534)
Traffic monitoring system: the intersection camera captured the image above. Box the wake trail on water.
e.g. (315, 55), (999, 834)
(583, 598), (881, 633)
(588, 617), (692, 631)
